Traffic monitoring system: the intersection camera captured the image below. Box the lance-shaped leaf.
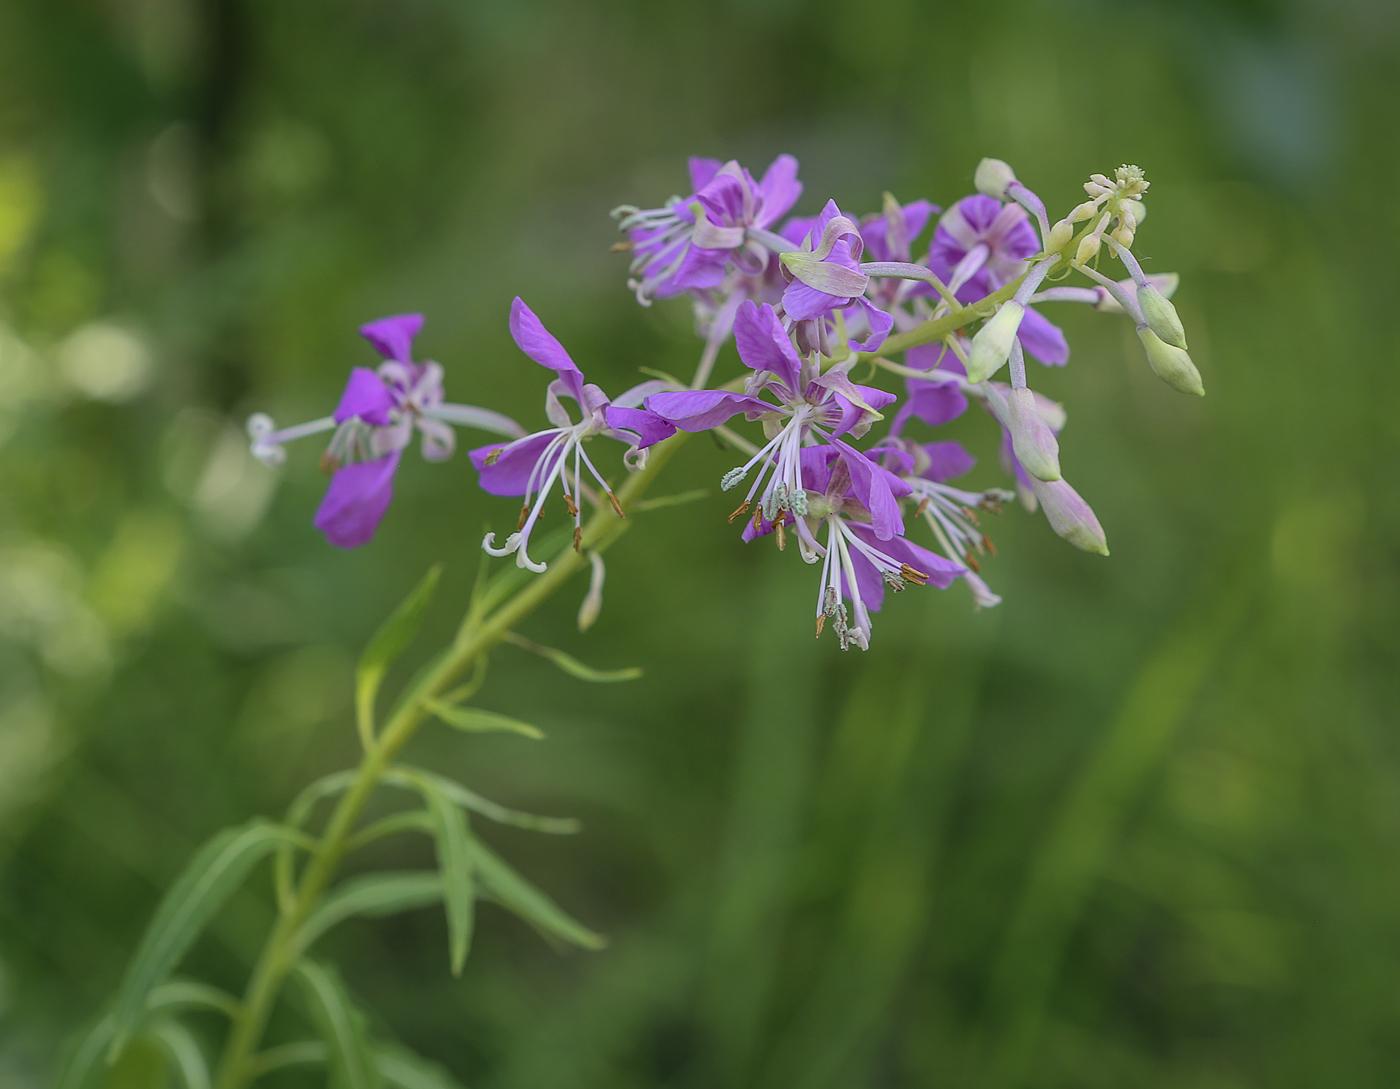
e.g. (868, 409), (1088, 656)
(376, 1045), (469, 1089)
(248, 1042), (329, 1078)
(384, 767), (580, 835)
(503, 632), (643, 683)
(148, 1020), (210, 1089)
(292, 872), (444, 957)
(292, 960), (380, 1089)
(425, 699), (544, 740)
(392, 771), (475, 975)
(356, 564), (442, 743)
(466, 832), (605, 950)
(278, 768), (357, 911)
(56, 984), (238, 1089)
(108, 819), (303, 1057)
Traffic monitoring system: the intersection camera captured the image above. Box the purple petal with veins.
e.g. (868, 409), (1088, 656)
(469, 432), (560, 497)
(605, 405), (676, 448)
(734, 301), (802, 394)
(509, 298), (587, 404)
(645, 389), (772, 431)
(334, 368), (395, 427)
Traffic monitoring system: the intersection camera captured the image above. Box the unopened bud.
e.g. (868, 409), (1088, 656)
(1068, 200), (1100, 223)
(975, 158), (1018, 200)
(1075, 233), (1102, 265)
(1136, 283), (1187, 349)
(1137, 327), (1204, 396)
(1007, 387), (1061, 481)
(1126, 200), (1146, 226)
(1046, 219), (1073, 252)
(1110, 225), (1135, 248)
(1032, 478), (1109, 555)
(965, 301), (1025, 383)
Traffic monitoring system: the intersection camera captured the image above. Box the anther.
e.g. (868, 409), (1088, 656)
(607, 491), (625, 518)
(320, 452), (340, 475)
(914, 498), (931, 518)
(815, 614), (826, 637)
(983, 534), (997, 556)
(899, 563), (930, 585)
(517, 505), (531, 531)
(564, 494), (579, 517)
(484, 448), (503, 466)
(727, 500), (750, 523)
(573, 526), (583, 552)
(609, 241), (634, 253)
(775, 519), (786, 551)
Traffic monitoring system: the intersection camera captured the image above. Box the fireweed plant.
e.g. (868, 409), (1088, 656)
(59, 158), (1201, 1089)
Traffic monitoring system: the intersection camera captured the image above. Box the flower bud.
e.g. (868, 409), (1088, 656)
(1032, 478), (1109, 555)
(577, 551), (606, 632)
(974, 158), (1018, 200)
(1075, 233), (1102, 265)
(1110, 225), (1135, 248)
(1046, 219), (1073, 252)
(1007, 387), (1061, 481)
(965, 301), (1025, 383)
(1068, 200), (1100, 223)
(1136, 327), (1204, 396)
(1136, 283), (1187, 349)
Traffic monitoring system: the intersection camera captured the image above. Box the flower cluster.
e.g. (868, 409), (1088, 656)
(249, 156), (1201, 649)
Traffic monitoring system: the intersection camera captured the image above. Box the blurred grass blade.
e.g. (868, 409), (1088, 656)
(108, 819), (302, 1058)
(503, 632), (643, 682)
(385, 766), (580, 834)
(148, 1020), (210, 1089)
(633, 488), (709, 512)
(466, 830), (605, 950)
(145, 981), (240, 1018)
(292, 960), (380, 1089)
(292, 871), (444, 956)
(376, 1044), (468, 1089)
(56, 1014), (116, 1089)
(248, 1042), (330, 1078)
(425, 699), (544, 739)
(356, 564), (443, 745)
(394, 771), (475, 975)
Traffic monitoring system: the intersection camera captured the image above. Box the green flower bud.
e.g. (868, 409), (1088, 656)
(1137, 327), (1204, 396)
(965, 301), (1025, 383)
(1007, 387), (1061, 481)
(1136, 283), (1187, 349)
(974, 158), (1017, 200)
(1032, 478), (1109, 555)
(1046, 219), (1073, 252)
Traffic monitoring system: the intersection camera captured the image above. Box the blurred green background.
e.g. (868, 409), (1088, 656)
(2, 0), (1398, 1086)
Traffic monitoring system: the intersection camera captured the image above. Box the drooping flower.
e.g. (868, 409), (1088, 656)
(746, 446), (964, 650)
(927, 195), (1069, 366)
(645, 301), (897, 532)
(613, 155), (803, 305)
(469, 298), (675, 572)
(870, 436), (1011, 610)
(779, 200), (893, 354)
(246, 313), (523, 549)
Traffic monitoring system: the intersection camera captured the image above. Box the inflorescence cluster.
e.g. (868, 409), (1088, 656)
(249, 157), (1201, 651)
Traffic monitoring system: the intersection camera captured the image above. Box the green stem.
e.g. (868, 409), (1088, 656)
(212, 431), (690, 1089)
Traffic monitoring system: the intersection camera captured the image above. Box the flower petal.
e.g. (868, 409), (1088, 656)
(334, 367), (395, 426)
(645, 389), (771, 432)
(510, 298), (586, 403)
(359, 314), (423, 364)
(1016, 305), (1070, 366)
(469, 431), (560, 497)
(605, 405), (676, 449)
(734, 301), (802, 394)
(688, 157), (723, 192)
(313, 450), (402, 549)
(755, 154), (802, 226)
(920, 440), (976, 482)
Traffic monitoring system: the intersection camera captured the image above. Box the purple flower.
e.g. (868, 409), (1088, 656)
(247, 313), (524, 549)
(614, 155), (803, 305)
(870, 436), (1011, 610)
(928, 195), (1069, 366)
(469, 298), (676, 571)
(860, 198), (939, 265)
(747, 446), (963, 650)
(779, 200), (893, 353)
(645, 301), (896, 531)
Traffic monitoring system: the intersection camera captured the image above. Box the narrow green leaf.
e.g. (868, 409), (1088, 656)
(503, 632), (643, 683)
(356, 564), (442, 743)
(146, 980), (241, 1019)
(425, 699), (544, 739)
(56, 1014), (116, 1089)
(385, 766), (580, 834)
(279, 769), (358, 912)
(292, 960), (380, 1089)
(248, 1042), (329, 1078)
(466, 832), (606, 951)
(109, 820), (302, 1057)
(375, 1045), (468, 1089)
(148, 1020), (210, 1089)
(292, 871), (444, 957)
(345, 809), (435, 852)
(393, 771), (475, 975)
